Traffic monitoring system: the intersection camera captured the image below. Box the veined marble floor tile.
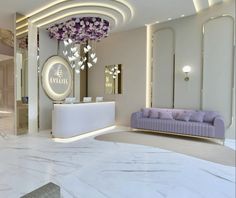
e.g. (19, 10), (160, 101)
(0, 127), (235, 198)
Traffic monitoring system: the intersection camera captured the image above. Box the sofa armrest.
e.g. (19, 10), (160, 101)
(131, 111), (142, 128)
(213, 116), (225, 139)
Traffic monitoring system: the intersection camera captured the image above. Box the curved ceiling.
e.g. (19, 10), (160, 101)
(0, 0), (229, 33)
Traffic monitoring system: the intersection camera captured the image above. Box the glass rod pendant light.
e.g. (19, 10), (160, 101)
(47, 17), (110, 73)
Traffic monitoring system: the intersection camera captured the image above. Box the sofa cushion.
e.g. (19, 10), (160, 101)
(203, 111), (218, 123)
(141, 108), (150, 118)
(159, 111), (173, 120)
(149, 109), (159, 119)
(175, 111), (192, 121)
(190, 111), (205, 122)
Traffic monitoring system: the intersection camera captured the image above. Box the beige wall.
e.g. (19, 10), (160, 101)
(88, 1), (235, 139)
(151, 0), (235, 138)
(38, 29), (58, 130)
(88, 27), (147, 126)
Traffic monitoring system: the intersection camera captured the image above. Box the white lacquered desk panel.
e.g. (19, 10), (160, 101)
(52, 102), (115, 138)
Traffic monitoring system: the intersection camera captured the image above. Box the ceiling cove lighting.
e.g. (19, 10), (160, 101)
(16, 10), (117, 37)
(16, 0), (134, 37)
(53, 126), (116, 143)
(16, 23), (28, 30)
(37, 10), (118, 28)
(116, 0), (134, 19)
(16, 29), (28, 37)
(193, 0), (201, 12)
(16, 0), (133, 30)
(16, 0), (69, 23)
(30, 3), (127, 24)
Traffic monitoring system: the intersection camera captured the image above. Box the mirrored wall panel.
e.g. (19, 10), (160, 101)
(105, 64), (122, 94)
(152, 28), (175, 108)
(0, 57), (14, 135)
(0, 22), (14, 135)
(15, 13), (29, 134)
(202, 16), (234, 128)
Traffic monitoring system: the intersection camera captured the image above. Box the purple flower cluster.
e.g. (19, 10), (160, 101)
(47, 17), (110, 43)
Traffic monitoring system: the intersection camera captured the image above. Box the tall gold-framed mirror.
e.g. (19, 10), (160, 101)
(105, 64), (122, 94)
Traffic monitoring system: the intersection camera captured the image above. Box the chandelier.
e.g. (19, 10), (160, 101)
(47, 17), (110, 73)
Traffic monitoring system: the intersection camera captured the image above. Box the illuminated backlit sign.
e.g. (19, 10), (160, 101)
(42, 56), (72, 101)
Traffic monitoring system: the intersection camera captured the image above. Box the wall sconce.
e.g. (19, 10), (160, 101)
(182, 65), (191, 81)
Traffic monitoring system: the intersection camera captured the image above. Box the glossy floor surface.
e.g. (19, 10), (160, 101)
(0, 127), (235, 198)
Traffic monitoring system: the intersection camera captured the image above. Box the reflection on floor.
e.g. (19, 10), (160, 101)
(0, 127), (235, 198)
(0, 109), (14, 135)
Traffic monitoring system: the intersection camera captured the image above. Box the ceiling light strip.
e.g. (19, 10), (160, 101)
(16, 29), (28, 37)
(116, 0), (134, 19)
(16, 3), (124, 31)
(16, 0), (133, 25)
(16, 22), (28, 30)
(16, 0), (69, 23)
(31, 3), (126, 23)
(16, 10), (117, 37)
(16, 2), (132, 31)
(36, 10), (118, 28)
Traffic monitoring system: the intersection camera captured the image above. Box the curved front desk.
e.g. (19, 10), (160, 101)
(52, 102), (115, 138)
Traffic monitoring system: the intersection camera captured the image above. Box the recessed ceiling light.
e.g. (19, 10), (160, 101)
(155, 21), (160, 23)
(168, 18), (172, 21)
(181, 14), (185, 17)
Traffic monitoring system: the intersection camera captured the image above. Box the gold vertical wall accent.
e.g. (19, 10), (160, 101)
(146, 24), (152, 108)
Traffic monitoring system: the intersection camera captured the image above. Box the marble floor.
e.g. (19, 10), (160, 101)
(0, 127), (235, 198)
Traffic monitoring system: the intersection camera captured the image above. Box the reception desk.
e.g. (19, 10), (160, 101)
(52, 101), (115, 138)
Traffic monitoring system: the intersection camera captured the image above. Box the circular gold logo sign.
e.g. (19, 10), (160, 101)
(42, 56), (72, 101)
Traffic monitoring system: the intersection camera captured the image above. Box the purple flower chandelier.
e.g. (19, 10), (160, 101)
(47, 17), (110, 73)
(47, 17), (110, 43)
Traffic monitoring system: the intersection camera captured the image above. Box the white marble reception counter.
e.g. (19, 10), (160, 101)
(52, 101), (115, 138)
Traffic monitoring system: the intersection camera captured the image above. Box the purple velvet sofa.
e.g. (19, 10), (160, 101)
(131, 108), (225, 140)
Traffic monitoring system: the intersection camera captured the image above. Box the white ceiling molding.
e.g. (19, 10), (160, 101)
(37, 10), (118, 28)
(193, 0), (224, 13)
(1, 0), (229, 34)
(16, 0), (69, 23)
(16, 0), (133, 36)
